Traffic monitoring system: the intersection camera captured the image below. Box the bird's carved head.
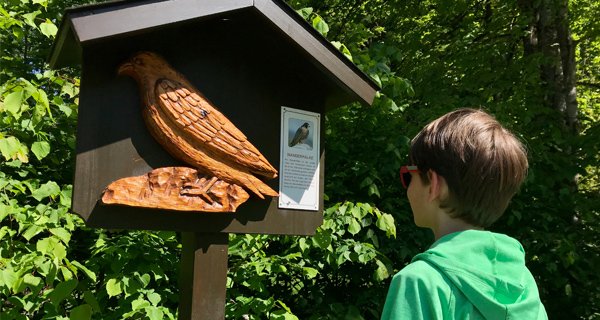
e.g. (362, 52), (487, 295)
(118, 51), (178, 84)
(303, 122), (310, 128)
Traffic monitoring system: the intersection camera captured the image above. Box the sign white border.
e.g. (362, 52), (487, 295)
(279, 107), (320, 211)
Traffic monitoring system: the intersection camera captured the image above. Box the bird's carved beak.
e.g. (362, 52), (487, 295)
(117, 61), (134, 76)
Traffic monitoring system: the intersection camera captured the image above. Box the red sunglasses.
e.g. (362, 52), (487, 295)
(400, 165), (419, 188)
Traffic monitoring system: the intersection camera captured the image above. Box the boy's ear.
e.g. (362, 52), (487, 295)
(427, 170), (448, 202)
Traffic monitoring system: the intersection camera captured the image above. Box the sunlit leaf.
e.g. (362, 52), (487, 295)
(31, 181), (61, 201)
(312, 15), (329, 36)
(39, 19), (58, 38)
(71, 260), (97, 282)
(106, 278), (122, 297)
(131, 297), (150, 310)
(147, 292), (161, 305)
(22, 224), (43, 240)
(376, 213), (396, 238)
(146, 307), (164, 320)
(302, 267), (318, 279)
(0, 268), (18, 291)
(136, 273), (151, 288)
(374, 259), (390, 282)
(31, 141), (51, 160)
(348, 218), (361, 235)
(50, 227), (71, 243)
(296, 7), (313, 20)
(0, 136), (27, 162)
(3, 90), (24, 116)
(22, 11), (41, 28)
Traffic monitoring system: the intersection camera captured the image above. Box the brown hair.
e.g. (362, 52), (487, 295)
(409, 108), (528, 227)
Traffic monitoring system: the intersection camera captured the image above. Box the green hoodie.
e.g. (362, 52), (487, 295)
(381, 230), (547, 319)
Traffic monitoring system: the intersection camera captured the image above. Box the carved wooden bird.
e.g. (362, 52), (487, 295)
(289, 122), (310, 147)
(118, 52), (278, 199)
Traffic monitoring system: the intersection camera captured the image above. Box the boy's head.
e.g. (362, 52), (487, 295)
(409, 108), (528, 228)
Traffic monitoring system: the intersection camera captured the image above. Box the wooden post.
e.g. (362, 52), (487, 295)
(179, 232), (229, 320)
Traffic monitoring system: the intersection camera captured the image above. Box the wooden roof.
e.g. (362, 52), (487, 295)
(49, 0), (379, 107)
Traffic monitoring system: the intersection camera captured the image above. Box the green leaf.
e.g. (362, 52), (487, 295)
(312, 229), (332, 249)
(33, 89), (52, 120)
(0, 136), (24, 161)
(146, 307), (164, 320)
(58, 104), (73, 117)
(368, 183), (380, 197)
(136, 273), (151, 288)
(369, 73), (382, 87)
(302, 267), (318, 279)
(22, 11), (41, 28)
(0, 268), (18, 290)
(298, 237), (309, 252)
(147, 292), (161, 306)
(69, 304), (92, 320)
(83, 290), (101, 312)
(32, 0), (49, 8)
(50, 228), (71, 244)
(350, 205), (362, 219)
(39, 20), (58, 38)
(331, 41), (353, 61)
(31, 141), (51, 160)
(132, 297), (150, 310)
(71, 260), (96, 282)
(31, 181), (61, 201)
(60, 185), (73, 207)
(23, 273), (43, 292)
(61, 82), (76, 98)
(270, 310), (299, 320)
(312, 15), (329, 36)
(22, 224), (43, 240)
(374, 259), (390, 282)
(3, 90), (24, 116)
(60, 266), (73, 280)
(296, 7), (313, 20)
(53, 242), (67, 260)
(376, 213), (396, 238)
(106, 278), (122, 297)
(12, 274), (25, 294)
(0, 204), (12, 222)
(348, 218), (361, 235)
(49, 279), (78, 305)
(359, 177), (373, 189)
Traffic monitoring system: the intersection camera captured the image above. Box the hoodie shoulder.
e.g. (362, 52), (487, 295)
(381, 261), (452, 320)
(411, 230), (548, 320)
(382, 260), (488, 320)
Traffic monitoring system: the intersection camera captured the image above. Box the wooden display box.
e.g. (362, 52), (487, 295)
(50, 1), (378, 318)
(50, 0), (377, 236)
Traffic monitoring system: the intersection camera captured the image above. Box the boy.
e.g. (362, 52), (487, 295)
(381, 108), (547, 319)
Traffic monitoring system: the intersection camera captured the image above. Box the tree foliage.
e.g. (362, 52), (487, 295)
(1, 0), (599, 319)
(290, 0), (600, 318)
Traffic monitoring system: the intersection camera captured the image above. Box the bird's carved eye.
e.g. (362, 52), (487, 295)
(133, 58), (143, 65)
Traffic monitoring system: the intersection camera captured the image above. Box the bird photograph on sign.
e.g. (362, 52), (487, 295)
(288, 120), (313, 150)
(101, 52), (278, 212)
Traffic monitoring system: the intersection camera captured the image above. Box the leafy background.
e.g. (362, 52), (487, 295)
(1, 0), (599, 319)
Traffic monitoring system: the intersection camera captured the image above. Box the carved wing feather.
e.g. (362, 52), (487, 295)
(156, 79), (277, 178)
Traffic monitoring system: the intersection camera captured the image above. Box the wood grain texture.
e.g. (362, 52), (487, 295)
(102, 167), (249, 212)
(118, 51), (278, 199)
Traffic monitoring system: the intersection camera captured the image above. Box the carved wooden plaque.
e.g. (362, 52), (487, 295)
(101, 52), (279, 212)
